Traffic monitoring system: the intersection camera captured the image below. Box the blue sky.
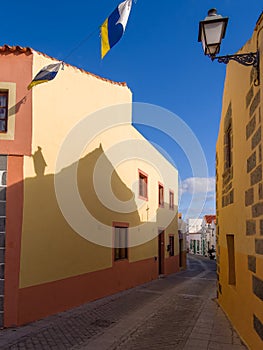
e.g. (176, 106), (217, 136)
(2, 0), (262, 218)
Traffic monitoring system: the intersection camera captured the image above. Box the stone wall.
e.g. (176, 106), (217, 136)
(0, 155), (7, 328)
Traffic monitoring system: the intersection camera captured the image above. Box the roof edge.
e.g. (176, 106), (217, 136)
(0, 44), (128, 88)
(255, 11), (263, 30)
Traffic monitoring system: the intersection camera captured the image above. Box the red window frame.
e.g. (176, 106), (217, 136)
(169, 190), (174, 210)
(169, 235), (175, 256)
(113, 222), (129, 261)
(158, 182), (164, 207)
(138, 169), (148, 200)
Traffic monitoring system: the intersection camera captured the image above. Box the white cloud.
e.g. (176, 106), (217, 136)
(179, 177), (215, 195)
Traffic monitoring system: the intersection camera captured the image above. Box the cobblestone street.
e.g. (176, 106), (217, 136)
(0, 255), (248, 349)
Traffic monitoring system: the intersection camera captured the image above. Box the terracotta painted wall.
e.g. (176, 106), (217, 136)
(0, 48), (32, 155)
(18, 257), (158, 325)
(0, 47), (33, 327)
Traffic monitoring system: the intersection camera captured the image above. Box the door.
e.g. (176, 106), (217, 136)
(158, 230), (165, 275)
(179, 238), (183, 267)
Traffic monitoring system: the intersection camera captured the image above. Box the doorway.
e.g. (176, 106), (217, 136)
(179, 238), (183, 267)
(158, 230), (165, 275)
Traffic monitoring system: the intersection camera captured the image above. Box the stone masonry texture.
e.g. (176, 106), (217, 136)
(246, 220), (256, 235)
(252, 127), (261, 150)
(254, 314), (263, 341)
(245, 188), (254, 206)
(0, 157), (7, 171)
(252, 202), (263, 217)
(247, 152), (257, 173)
(246, 115), (256, 140)
(246, 85), (254, 109)
(255, 239), (263, 254)
(259, 183), (263, 200)
(260, 220), (263, 235)
(253, 275), (263, 301)
(250, 90), (260, 118)
(248, 255), (256, 273)
(251, 164), (262, 186)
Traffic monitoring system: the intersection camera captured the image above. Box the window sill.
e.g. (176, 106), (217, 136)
(114, 258), (129, 263)
(139, 195), (148, 201)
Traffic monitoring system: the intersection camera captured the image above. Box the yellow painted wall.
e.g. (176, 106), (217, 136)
(216, 14), (263, 349)
(19, 52), (178, 288)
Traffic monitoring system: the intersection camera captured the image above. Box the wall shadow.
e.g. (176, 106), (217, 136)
(31, 146), (47, 176)
(8, 96), (27, 116)
(4, 147), (182, 327)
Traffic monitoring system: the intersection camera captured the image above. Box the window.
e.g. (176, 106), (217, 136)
(227, 234), (236, 285)
(225, 124), (233, 169)
(114, 226), (128, 260)
(139, 170), (148, 199)
(0, 83), (16, 141)
(169, 190), (174, 210)
(169, 235), (174, 256)
(158, 183), (164, 207)
(0, 92), (8, 133)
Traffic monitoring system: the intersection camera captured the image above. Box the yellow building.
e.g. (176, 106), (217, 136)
(0, 45), (183, 327)
(216, 13), (263, 349)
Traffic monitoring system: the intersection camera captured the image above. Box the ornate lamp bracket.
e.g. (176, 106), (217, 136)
(211, 51), (260, 86)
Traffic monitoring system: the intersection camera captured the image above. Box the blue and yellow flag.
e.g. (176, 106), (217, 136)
(27, 62), (62, 90)
(101, 0), (132, 59)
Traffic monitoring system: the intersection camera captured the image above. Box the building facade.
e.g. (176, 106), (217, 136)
(216, 13), (263, 349)
(201, 215), (216, 257)
(178, 213), (187, 267)
(187, 218), (203, 255)
(0, 45), (183, 327)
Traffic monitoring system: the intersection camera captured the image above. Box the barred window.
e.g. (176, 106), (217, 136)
(169, 235), (174, 256)
(0, 92), (8, 133)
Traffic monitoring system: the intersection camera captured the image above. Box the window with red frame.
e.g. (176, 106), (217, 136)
(158, 183), (164, 207)
(169, 235), (175, 256)
(0, 92), (8, 133)
(114, 226), (128, 260)
(139, 171), (148, 199)
(169, 190), (174, 210)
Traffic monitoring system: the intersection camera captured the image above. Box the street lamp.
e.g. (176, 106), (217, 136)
(198, 8), (259, 85)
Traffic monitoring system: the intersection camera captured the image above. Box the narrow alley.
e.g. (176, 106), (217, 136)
(0, 255), (247, 350)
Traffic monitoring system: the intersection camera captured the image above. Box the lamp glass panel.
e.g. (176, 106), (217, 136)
(201, 29), (206, 54)
(204, 22), (224, 45)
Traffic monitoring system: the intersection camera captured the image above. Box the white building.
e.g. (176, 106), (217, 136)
(178, 213), (187, 266)
(201, 215), (216, 256)
(187, 218), (203, 255)
(187, 216), (216, 256)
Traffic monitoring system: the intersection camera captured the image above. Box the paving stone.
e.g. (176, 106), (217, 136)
(208, 343), (247, 350)
(184, 339), (209, 349)
(189, 331), (210, 340)
(0, 255), (247, 350)
(211, 334), (233, 344)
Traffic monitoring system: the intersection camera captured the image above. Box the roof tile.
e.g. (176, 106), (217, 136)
(204, 215), (216, 224)
(0, 44), (127, 87)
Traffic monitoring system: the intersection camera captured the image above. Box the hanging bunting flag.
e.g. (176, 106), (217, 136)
(101, 0), (132, 59)
(27, 62), (62, 90)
